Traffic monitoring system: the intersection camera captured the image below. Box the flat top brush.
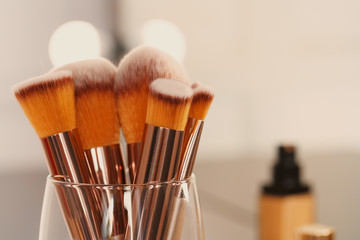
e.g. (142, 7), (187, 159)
(146, 78), (193, 131)
(129, 78), (192, 240)
(135, 78), (193, 184)
(115, 45), (190, 182)
(14, 71), (102, 239)
(12, 71), (90, 183)
(178, 81), (215, 180)
(54, 58), (125, 185)
(12, 71), (75, 138)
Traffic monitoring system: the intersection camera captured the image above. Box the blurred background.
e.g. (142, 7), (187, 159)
(1, 0), (360, 239)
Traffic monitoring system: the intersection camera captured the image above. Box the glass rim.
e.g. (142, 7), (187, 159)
(47, 173), (196, 189)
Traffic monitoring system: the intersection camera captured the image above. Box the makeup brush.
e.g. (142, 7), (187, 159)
(135, 78), (192, 184)
(12, 70), (91, 183)
(130, 78), (192, 240)
(164, 82), (215, 240)
(115, 45), (190, 183)
(54, 58), (125, 185)
(178, 82), (215, 180)
(54, 59), (127, 239)
(12, 71), (97, 239)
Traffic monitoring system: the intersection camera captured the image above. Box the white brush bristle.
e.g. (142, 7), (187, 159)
(53, 58), (116, 88)
(12, 71), (72, 94)
(150, 78), (193, 99)
(191, 82), (215, 97)
(115, 45), (190, 89)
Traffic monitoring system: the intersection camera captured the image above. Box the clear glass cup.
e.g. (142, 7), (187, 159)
(39, 174), (205, 240)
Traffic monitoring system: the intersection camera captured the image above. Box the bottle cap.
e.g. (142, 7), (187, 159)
(296, 224), (335, 240)
(263, 145), (310, 195)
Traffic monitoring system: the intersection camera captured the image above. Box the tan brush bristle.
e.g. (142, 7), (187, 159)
(188, 82), (215, 120)
(12, 71), (75, 138)
(53, 58), (119, 149)
(115, 45), (190, 143)
(147, 78), (193, 130)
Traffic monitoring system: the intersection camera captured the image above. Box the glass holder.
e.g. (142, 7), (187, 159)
(39, 174), (205, 240)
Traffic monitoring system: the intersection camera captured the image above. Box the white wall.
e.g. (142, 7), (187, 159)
(117, 0), (360, 162)
(0, 0), (116, 172)
(2, 0), (360, 172)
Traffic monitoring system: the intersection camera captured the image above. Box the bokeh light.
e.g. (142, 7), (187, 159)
(141, 19), (186, 62)
(49, 21), (101, 67)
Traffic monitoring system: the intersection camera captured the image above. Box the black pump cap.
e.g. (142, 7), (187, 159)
(263, 145), (310, 195)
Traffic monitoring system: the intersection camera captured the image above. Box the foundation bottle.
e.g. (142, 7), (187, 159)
(296, 223), (335, 240)
(259, 145), (314, 240)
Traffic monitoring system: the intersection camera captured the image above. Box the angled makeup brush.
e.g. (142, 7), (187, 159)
(178, 82), (215, 180)
(12, 70), (91, 183)
(164, 82), (215, 240)
(115, 45), (190, 183)
(54, 58), (125, 185)
(12, 71), (97, 239)
(130, 78), (192, 240)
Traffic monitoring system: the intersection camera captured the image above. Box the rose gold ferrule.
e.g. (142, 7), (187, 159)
(40, 129), (92, 183)
(84, 144), (126, 184)
(135, 124), (184, 184)
(178, 119), (204, 180)
(127, 142), (141, 184)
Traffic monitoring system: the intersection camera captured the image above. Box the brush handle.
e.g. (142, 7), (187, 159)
(84, 144), (126, 185)
(163, 119), (204, 240)
(127, 142), (141, 183)
(163, 184), (188, 240)
(128, 124), (184, 240)
(178, 119), (204, 179)
(84, 144), (127, 238)
(41, 130), (100, 238)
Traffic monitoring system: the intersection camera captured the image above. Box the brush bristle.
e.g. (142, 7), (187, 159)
(188, 82), (215, 120)
(54, 58), (119, 149)
(12, 71), (75, 138)
(147, 78), (193, 130)
(115, 45), (190, 143)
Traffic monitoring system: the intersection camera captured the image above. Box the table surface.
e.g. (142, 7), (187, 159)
(194, 155), (360, 240)
(1, 156), (359, 239)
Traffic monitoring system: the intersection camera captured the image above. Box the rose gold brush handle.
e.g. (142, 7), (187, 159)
(126, 124), (184, 240)
(41, 130), (100, 239)
(85, 144), (127, 238)
(54, 182), (85, 239)
(84, 144), (126, 185)
(178, 119), (204, 180)
(56, 183), (105, 239)
(163, 185), (188, 240)
(163, 119), (204, 240)
(137, 184), (175, 240)
(127, 142), (141, 183)
(135, 125), (183, 184)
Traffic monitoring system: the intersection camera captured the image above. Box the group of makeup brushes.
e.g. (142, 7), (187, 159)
(13, 45), (214, 240)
